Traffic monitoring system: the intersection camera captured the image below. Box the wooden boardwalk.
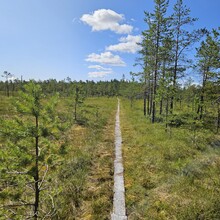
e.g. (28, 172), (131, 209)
(111, 99), (127, 220)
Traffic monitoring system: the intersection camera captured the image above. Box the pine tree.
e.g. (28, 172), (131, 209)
(170, 0), (205, 112)
(141, 0), (170, 123)
(2, 71), (13, 97)
(73, 85), (86, 122)
(196, 29), (220, 119)
(0, 82), (65, 219)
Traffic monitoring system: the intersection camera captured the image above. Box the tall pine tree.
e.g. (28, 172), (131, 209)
(141, 0), (170, 122)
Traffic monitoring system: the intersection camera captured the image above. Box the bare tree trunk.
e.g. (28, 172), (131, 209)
(148, 75), (151, 116)
(160, 99), (163, 115)
(165, 97), (169, 132)
(170, 9), (181, 114)
(197, 70), (207, 120)
(74, 87), (79, 121)
(74, 102), (77, 121)
(217, 103), (220, 133)
(197, 92), (204, 119)
(152, 83), (157, 123)
(149, 88), (153, 116)
(143, 75), (147, 116)
(152, 40), (159, 123)
(34, 115), (39, 219)
(152, 50), (159, 123)
(144, 92), (147, 116)
(147, 91), (150, 116)
(6, 81), (9, 97)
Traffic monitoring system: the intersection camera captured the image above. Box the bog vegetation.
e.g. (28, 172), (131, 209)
(0, 0), (220, 219)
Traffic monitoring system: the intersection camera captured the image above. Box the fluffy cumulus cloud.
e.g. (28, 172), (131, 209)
(106, 35), (142, 53)
(86, 52), (126, 66)
(80, 9), (133, 34)
(88, 65), (113, 78)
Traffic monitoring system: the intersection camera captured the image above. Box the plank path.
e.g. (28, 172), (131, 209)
(111, 99), (127, 220)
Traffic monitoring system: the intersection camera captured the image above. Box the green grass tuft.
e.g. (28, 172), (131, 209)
(120, 98), (220, 219)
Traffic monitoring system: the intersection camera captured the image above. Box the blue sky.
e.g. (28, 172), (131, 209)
(0, 0), (219, 82)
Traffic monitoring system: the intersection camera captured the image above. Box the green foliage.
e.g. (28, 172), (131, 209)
(54, 150), (90, 218)
(121, 98), (220, 219)
(49, 97), (115, 219)
(0, 82), (67, 218)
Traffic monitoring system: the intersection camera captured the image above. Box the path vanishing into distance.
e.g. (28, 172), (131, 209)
(111, 99), (127, 220)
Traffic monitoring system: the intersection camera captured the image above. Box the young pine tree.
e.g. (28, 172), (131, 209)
(0, 82), (66, 219)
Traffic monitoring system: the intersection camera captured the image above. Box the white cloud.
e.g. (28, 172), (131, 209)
(88, 65), (112, 71)
(86, 51), (126, 66)
(80, 9), (133, 34)
(88, 65), (113, 78)
(88, 71), (112, 78)
(106, 35), (142, 53)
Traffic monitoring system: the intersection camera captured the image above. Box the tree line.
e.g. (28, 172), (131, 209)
(0, 77), (140, 98)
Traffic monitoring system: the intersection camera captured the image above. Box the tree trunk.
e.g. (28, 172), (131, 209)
(217, 103), (220, 133)
(160, 99), (163, 115)
(6, 81), (9, 97)
(170, 96), (174, 113)
(148, 75), (152, 116)
(74, 102), (77, 121)
(144, 92), (147, 116)
(143, 74), (147, 116)
(34, 116), (39, 219)
(147, 91), (150, 116)
(197, 92), (204, 119)
(74, 87), (79, 121)
(165, 97), (169, 132)
(152, 24), (160, 123)
(149, 86), (153, 116)
(197, 70), (207, 120)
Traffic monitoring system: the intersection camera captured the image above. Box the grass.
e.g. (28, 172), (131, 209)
(2, 92), (219, 219)
(120, 98), (220, 219)
(0, 95), (15, 116)
(54, 97), (116, 219)
(0, 95), (117, 219)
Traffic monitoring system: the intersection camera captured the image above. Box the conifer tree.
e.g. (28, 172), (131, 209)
(169, 0), (205, 112)
(196, 29), (220, 119)
(141, 0), (169, 122)
(0, 82), (65, 219)
(73, 85), (85, 122)
(2, 71), (13, 97)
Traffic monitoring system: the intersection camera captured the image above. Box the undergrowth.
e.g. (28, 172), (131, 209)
(51, 97), (116, 219)
(120, 98), (220, 220)
(0, 96), (116, 219)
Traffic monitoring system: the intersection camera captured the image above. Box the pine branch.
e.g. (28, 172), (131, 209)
(6, 171), (28, 175)
(42, 195), (56, 220)
(39, 165), (48, 190)
(0, 203), (34, 208)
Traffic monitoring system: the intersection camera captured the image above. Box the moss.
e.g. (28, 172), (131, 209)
(120, 99), (220, 219)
